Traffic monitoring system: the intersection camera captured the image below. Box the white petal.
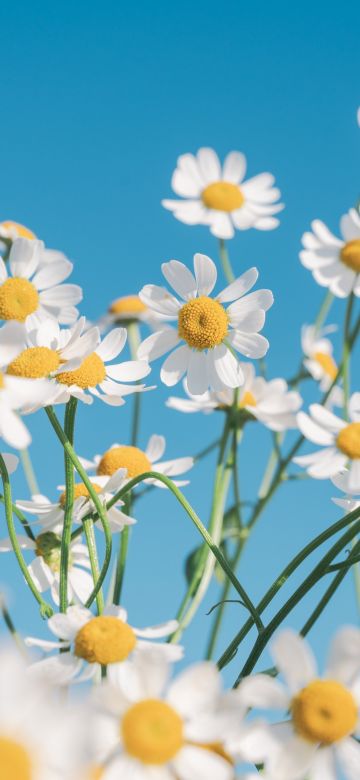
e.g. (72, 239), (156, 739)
(0, 321), (27, 364)
(271, 629), (317, 693)
(133, 620), (179, 638)
(308, 748), (336, 780)
(309, 404), (344, 433)
(31, 260), (72, 290)
(160, 345), (190, 386)
(222, 150), (246, 183)
(155, 457), (194, 477)
(28, 654), (82, 685)
(227, 288), (274, 316)
(268, 735), (317, 780)
(137, 328), (179, 361)
(96, 328), (127, 361)
(167, 661), (221, 716)
(297, 411), (335, 446)
(348, 460), (360, 492)
(48, 606), (92, 639)
(209, 211), (234, 239)
(196, 147), (221, 183)
(337, 737), (360, 780)
(218, 268), (259, 304)
(187, 350), (209, 395)
(0, 407), (31, 449)
(9, 238), (42, 279)
(161, 260), (197, 300)
(209, 344), (244, 388)
(228, 330), (269, 358)
(106, 360), (151, 382)
(238, 674), (290, 709)
(326, 626), (360, 684)
(193, 253), (217, 296)
(27, 558), (53, 591)
(39, 283), (82, 306)
(174, 745), (233, 780)
(139, 284), (181, 316)
(146, 434), (166, 462)
(171, 168), (202, 197)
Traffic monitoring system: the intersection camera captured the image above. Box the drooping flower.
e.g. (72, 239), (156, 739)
(301, 324), (339, 391)
(237, 627), (360, 780)
(81, 433), (194, 488)
(300, 209), (360, 297)
(162, 147), (284, 238)
(138, 254), (273, 394)
(26, 605), (183, 684)
(294, 394), (360, 490)
(167, 364), (301, 431)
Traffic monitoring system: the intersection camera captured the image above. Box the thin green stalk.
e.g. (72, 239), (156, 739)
(342, 291), (354, 420)
(45, 405), (112, 608)
(0, 594), (27, 655)
(0, 454), (53, 618)
(19, 448), (39, 496)
(0, 494), (35, 541)
(205, 536), (245, 659)
(59, 398), (77, 612)
(83, 518), (104, 613)
(313, 290), (334, 332)
(113, 526), (130, 605)
(219, 239), (235, 283)
(127, 322), (142, 446)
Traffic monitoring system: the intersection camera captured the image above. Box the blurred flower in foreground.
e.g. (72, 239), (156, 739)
(26, 604), (183, 684)
(167, 364), (301, 432)
(332, 468), (360, 514)
(301, 324), (338, 391)
(162, 147), (284, 238)
(300, 209), (360, 298)
(294, 394), (360, 490)
(0, 219), (36, 242)
(138, 254), (273, 394)
(237, 627), (360, 780)
(0, 370), (53, 448)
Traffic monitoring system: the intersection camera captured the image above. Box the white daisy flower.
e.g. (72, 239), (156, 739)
(0, 530), (93, 606)
(331, 468), (360, 513)
(0, 369), (53, 448)
(16, 470), (136, 534)
(0, 237), (82, 327)
(301, 324), (339, 391)
(237, 627), (360, 780)
(138, 254), (273, 394)
(81, 433), (194, 489)
(300, 209), (360, 298)
(98, 294), (171, 334)
(167, 364), (301, 432)
(90, 654), (237, 779)
(0, 219), (36, 243)
(162, 147), (284, 239)
(25, 604), (183, 684)
(294, 393), (360, 490)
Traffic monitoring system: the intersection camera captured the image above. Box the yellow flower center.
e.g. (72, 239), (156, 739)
(122, 699), (184, 765)
(109, 295), (147, 317)
(202, 181), (244, 212)
(292, 679), (357, 745)
(336, 422), (360, 459)
(0, 221), (36, 240)
(0, 372), (4, 389)
(97, 445), (152, 478)
(74, 615), (136, 665)
(59, 481), (102, 507)
(313, 351), (337, 380)
(56, 353), (106, 388)
(7, 347), (61, 378)
(0, 277), (39, 322)
(239, 390), (257, 408)
(340, 240), (360, 273)
(88, 766), (104, 780)
(178, 296), (228, 350)
(0, 736), (33, 780)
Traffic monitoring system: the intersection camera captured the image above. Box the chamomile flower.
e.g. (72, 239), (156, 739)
(300, 209), (360, 297)
(0, 370), (53, 448)
(0, 531), (93, 605)
(16, 470), (136, 534)
(331, 468), (360, 513)
(0, 237), (82, 327)
(138, 254), (273, 393)
(301, 324), (339, 391)
(0, 219), (36, 242)
(81, 433), (194, 488)
(238, 627), (360, 780)
(294, 394), (360, 490)
(167, 364), (301, 432)
(162, 147), (284, 239)
(98, 294), (171, 333)
(91, 654), (236, 780)
(26, 605), (183, 684)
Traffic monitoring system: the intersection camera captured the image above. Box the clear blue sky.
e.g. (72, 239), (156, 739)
(0, 0), (359, 683)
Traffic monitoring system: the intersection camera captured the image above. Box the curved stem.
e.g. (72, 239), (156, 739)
(0, 494), (35, 541)
(83, 517), (104, 612)
(59, 398), (77, 612)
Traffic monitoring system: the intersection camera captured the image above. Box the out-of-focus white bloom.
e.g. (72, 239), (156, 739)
(294, 394), (360, 490)
(162, 147), (284, 238)
(0, 237), (82, 326)
(0, 220), (36, 242)
(300, 209), (360, 298)
(237, 627), (360, 780)
(138, 254), (273, 393)
(0, 369), (53, 448)
(81, 433), (194, 488)
(26, 604), (183, 684)
(332, 468), (360, 514)
(301, 324), (339, 391)
(167, 364), (301, 432)
(98, 293), (171, 334)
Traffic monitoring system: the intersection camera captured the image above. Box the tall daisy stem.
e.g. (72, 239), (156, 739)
(0, 593), (27, 655)
(82, 517), (104, 614)
(59, 398), (77, 613)
(219, 239), (235, 283)
(19, 447), (39, 496)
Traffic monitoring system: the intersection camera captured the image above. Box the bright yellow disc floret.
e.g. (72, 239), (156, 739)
(178, 296), (228, 350)
(0, 277), (39, 322)
(0, 221), (36, 240)
(109, 295), (147, 317)
(74, 615), (136, 665)
(56, 353), (106, 389)
(122, 699), (184, 764)
(313, 351), (337, 380)
(340, 240), (360, 273)
(0, 735), (32, 780)
(336, 422), (360, 459)
(97, 445), (151, 478)
(239, 390), (257, 408)
(59, 481), (102, 507)
(291, 679), (358, 744)
(7, 347), (61, 378)
(202, 181), (244, 212)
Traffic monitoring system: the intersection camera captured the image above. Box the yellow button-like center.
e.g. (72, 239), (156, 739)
(0, 221), (36, 240)
(292, 679), (357, 745)
(239, 390), (257, 408)
(202, 181), (244, 212)
(56, 352), (106, 388)
(122, 699), (184, 765)
(97, 445), (152, 478)
(0, 371), (4, 389)
(340, 240), (360, 273)
(7, 347), (61, 378)
(0, 736), (33, 780)
(178, 296), (228, 350)
(109, 295), (147, 317)
(88, 766), (104, 780)
(313, 351), (338, 380)
(74, 615), (136, 665)
(59, 481), (102, 507)
(336, 422), (360, 459)
(0, 277), (39, 322)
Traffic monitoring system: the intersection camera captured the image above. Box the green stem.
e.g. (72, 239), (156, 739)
(313, 290), (334, 332)
(0, 454), (53, 618)
(113, 525), (130, 605)
(219, 239), (235, 283)
(59, 398), (77, 612)
(83, 517), (104, 613)
(0, 495), (35, 541)
(19, 448), (39, 496)
(127, 322), (142, 446)
(342, 291), (354, 420)
(0, 594), (27, 655)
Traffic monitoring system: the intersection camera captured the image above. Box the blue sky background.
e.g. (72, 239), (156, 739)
(0, 0), (359, 684)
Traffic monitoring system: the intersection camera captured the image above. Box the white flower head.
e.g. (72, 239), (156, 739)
(26, 604), (183, 685)
(300, 209), (360, 298)
(0, 237), (82, 327)
(237, 627), (360, 780)
(0, 219), (36, 243)
(0, 369), (53, 448)
(167, 364), (301, 432)
(138, 254), (273, 394)
(162, 147), (284, 239)
(294, 393), (360, 491)
(98, 293), (172, 334)
(81, 433), (194, 489)
(301, 324), (339, 391)
(331, 468), (360, 515)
